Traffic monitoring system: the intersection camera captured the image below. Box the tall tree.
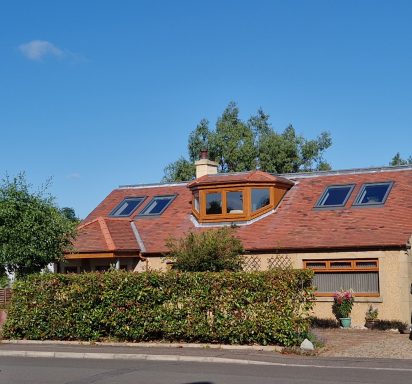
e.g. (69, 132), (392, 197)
(163, 102), (332, 181)
(60, 207), (80, 223)
(0, 173), (76, 277)
(390, 153), (412, 166)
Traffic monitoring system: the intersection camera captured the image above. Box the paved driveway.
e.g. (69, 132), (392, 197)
(313, 328), (412, 359)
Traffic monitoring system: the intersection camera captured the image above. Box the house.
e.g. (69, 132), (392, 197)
(62, 155), (412, 326)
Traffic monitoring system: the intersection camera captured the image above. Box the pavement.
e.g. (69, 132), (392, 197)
(0, 327), (411, 369)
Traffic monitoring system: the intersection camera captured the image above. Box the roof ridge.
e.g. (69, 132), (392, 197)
(77, 218), (99, 230)
(97, 217), (116, 251)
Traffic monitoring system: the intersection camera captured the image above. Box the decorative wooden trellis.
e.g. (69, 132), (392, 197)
(242, 255), (261, 272)
(267, 255), (292, 270)
(0, 288), (12, 307)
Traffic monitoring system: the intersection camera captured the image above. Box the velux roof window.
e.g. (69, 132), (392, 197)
(138, 195), (176, 216)
(110, 197), (145, 217)
(315, 185), (354, 208)
(353, 182), (393, 206)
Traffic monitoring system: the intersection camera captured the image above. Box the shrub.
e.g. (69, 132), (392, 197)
(167, 227), (244, 272)
(3, 269), (314, 346)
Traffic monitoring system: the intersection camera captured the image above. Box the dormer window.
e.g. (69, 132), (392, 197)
(206, 192), (222, 214)
(251, 188), (270, 212)
(188, 170), (294, 224)
(227, 191), (243, 213)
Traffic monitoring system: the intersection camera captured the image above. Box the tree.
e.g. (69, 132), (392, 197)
(166, 227), (244, 272)
(162, 157), (196, 183)
(0, 173), (77, 277)
(163, 102), (332, 181)
(60, 207), (80, 223)
(390, 153), (412, 166)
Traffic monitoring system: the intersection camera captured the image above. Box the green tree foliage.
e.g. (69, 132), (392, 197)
(0, 173), (77, 277)
(390, 152), (412, 166)
(60, 207), (80, 223)
(166, 227), (244, 272)
(0, 266), (8, 288)
(163, 102), (332, 181)
(162, 157), (196, 183)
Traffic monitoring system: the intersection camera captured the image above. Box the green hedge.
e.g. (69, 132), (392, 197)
(3, 270), (314, 346)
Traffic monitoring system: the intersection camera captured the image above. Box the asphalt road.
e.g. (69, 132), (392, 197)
(1, 357), (412, 384)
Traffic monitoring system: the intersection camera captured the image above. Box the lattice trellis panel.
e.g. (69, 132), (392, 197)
(242, 255), (261, 272)
(267, 255), (292, 270)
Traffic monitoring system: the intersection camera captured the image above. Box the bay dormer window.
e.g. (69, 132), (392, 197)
(188, 171), (293, 224)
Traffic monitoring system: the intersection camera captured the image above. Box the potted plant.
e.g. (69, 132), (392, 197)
(333, 289), (354, 328)
(364, 305), (378, 329)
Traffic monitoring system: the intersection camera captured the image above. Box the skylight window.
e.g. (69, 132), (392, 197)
(315, 184), (355, 208)
(315, 185), (354, 208)
(138, 195), (176, 216)
(110, 197), (145, 217)
(353, 182), (393, 206)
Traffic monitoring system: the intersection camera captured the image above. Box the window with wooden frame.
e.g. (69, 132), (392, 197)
(191, 185), (286, 223)
(304, 259), (379, 296)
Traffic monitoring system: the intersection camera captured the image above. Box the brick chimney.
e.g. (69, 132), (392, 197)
(195, 150), (218, 178)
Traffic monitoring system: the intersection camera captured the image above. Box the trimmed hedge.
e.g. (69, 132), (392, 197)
(4, 270), (314, 346)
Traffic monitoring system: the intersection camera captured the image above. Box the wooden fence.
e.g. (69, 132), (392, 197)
(0, 288), (12, 307)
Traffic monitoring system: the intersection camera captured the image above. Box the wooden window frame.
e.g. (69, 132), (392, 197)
(203, 188), (247, 221)
(191, 183), (288, 223)
(304, 259), (379, 297)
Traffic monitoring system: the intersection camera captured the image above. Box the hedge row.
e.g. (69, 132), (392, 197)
(4, 270), (314, 346)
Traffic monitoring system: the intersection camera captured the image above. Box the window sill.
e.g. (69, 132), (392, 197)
(315, 297), (383, 303)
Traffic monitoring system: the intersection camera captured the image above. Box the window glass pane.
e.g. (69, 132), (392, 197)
(316, 185), (353, 207)
(226, 191), (243, 213)
(330, 261), (352, 269)
(140, 196), (174, 215)
(356, 261), (378, 268)
(110, 197), (144, 216)
(313, 272), (379, 294)
(306, 262), (327, 269)
(194, 192), (199, 212)
(206, 192), (222, 214)
(356, 183), (391, 205)
(251, 188), (270, 212)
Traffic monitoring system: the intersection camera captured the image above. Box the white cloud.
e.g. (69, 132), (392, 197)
(18, 40), (67, 61)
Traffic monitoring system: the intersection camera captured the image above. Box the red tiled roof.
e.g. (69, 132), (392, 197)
(188, 170), (293, 188)
(72, 168), (412, 255)
(238, 169), (412, 251)
(73, 217), (139, 253)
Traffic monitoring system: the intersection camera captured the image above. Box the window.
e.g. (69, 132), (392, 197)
(315, 185), (354, 208)
(206, 192), (222, 214)
(251, 188), (270, 212)
(138, 195), (176, 216)
(226, 191), (243, 213)
(304, 259), (379, 296)
(353, 182), (393, 206)
(110, 197), (145, 217)
(193, 191), (200, 212)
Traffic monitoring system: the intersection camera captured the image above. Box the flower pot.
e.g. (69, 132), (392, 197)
(365, 319), (377, 329)
(340, 317), (351, 328)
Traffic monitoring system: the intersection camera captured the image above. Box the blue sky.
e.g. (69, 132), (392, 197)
(1, 1), (411, 218)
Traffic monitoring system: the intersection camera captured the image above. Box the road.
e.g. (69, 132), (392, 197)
(1, 356), (412, 384)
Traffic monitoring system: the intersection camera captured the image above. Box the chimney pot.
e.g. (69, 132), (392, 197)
(200, 150), (208, 160)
